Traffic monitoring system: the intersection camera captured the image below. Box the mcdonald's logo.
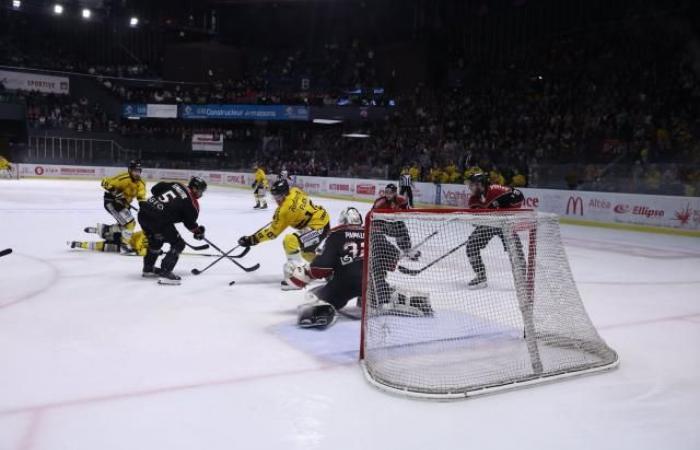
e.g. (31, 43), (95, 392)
(566, 196), (584, 215)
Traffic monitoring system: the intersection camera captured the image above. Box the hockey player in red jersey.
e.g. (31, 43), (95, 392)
(465, 172), (525, 289)
(372, 183), (409, 210)
(371, 183), (418, 261)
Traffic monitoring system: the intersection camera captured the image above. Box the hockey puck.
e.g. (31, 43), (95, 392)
(0, 248), (12, 257)
(228, 280), (236, 286)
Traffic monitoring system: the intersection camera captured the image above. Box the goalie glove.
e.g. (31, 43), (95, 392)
(289, 265), (312, 288)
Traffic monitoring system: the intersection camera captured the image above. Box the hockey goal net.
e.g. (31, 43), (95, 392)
(360, 209), (618, 399)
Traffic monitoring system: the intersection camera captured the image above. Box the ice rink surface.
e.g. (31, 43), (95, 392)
(1, 178), (699, 450)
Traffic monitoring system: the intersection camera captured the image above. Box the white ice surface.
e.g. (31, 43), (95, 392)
(0, 179), (699, 450)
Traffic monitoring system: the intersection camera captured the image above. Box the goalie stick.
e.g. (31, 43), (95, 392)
(0, 248), (12, 258)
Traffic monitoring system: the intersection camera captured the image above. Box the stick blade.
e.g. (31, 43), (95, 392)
(242, 263), (261, 272)
(191, 268), (202, 275)
(397, 265), (421, 276)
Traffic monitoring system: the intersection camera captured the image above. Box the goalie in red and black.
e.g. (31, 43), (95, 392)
(288, 207), (366, 328)
(465, 172), (525, 289)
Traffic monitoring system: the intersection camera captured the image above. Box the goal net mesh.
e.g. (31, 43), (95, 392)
(360, 209), (618, 398)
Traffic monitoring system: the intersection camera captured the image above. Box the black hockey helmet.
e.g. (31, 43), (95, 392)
(127, 160), (142, 180)
(271, 179), (290, 197)
(468, 172), (489, 193)
(188, 176), (208, 198)
(384, 183), (398, 197)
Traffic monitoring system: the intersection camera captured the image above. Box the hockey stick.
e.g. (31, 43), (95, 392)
(0, 248), (12, 258)
(182, 246), (251, 259)
(398, 217), (459, 259)
(191, 240), (260, 276)
(191, 245), (243, 275)
(203, 238), (260, 273)
(397, 238), (469, 276)
(400, 230), (437, 257)
(185, 241), (210, 251)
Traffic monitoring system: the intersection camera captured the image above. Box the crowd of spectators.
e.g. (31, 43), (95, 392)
(98, 42), (387, 107)
(2, 15), (699, 195)
(242, 22), (698, 195)
(20, 92), (110, 133)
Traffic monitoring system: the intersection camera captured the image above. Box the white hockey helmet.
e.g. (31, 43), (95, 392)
(339, 207), (363, 226)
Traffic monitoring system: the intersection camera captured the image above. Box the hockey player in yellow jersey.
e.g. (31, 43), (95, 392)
(0, 155), (12, 178)
(69, 228), (149, 256)
(252, 164), (269, 209)
(96, 160), (146, 248)
(238, 179), (330, 290)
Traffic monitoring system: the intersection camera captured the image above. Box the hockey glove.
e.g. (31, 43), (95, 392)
(193, 225), (206, 241)
(238, 235), (257, 247)
(110, 191), (127, 208)
(289, 265), (312, 288)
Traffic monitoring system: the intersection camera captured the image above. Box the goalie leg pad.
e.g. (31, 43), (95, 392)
(297, 299), (338, 329)
(311, 278), (361, 311)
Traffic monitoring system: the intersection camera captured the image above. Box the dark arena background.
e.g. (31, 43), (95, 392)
(0, 0), (698, 448)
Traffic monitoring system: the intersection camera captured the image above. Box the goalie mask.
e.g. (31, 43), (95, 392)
(339, 207), (363, 226)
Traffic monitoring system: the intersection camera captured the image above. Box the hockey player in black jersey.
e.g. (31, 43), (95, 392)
(137, 176), (207, 285)
(288, 207), (365, 328)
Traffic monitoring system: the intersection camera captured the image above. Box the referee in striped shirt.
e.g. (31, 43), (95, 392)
(399, 168), (414, 207)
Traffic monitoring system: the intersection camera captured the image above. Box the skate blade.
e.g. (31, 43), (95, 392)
(158, 278), (181, 286)
(467, 281), (488, 290)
